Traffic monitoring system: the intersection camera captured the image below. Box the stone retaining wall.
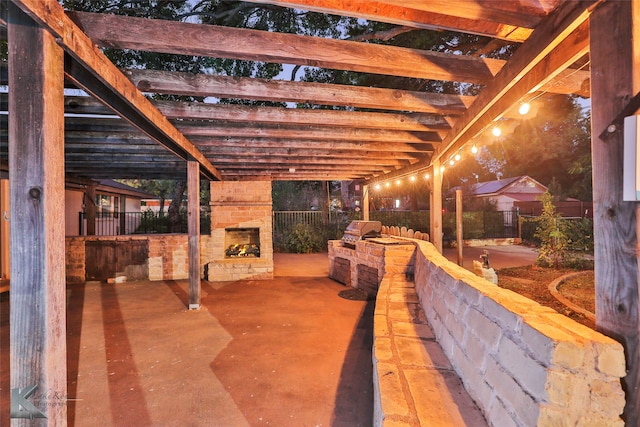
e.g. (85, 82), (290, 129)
(373, 238), (626, 426)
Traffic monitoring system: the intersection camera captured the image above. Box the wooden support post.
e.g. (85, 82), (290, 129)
(188, 160), (201, 310)
(8, 4), (67, 424)
(85, 183), (96, 236)
(456, 189), (463, 266)
(0, 179), (9, 282)
(431, 159), (443, 253)
(591, 1), (640, 423)
(363, 185), (369, 221)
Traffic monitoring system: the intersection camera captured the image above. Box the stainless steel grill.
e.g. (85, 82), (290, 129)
(341, 220), (382, 248)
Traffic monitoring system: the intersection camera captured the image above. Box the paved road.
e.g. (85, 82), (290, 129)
(443, 244), (538, 271)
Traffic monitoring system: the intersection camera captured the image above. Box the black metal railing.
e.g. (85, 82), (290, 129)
(78, 210), (211, 236)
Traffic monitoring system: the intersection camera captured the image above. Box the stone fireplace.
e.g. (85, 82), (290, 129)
(206, 180), (273, 281)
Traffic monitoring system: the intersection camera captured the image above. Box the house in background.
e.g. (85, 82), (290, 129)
(66, 179), (156, 236)
(456, 175), (549, 211)
(1, 177), (154, 287)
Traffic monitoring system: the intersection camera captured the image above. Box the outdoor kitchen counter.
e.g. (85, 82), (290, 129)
(327, 238), (416, 296)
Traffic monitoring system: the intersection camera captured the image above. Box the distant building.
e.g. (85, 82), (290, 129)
(66, 179), (155, 236)
(454, 176), (549, 211)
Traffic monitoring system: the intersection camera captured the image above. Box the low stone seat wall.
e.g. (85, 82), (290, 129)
(373, 238), (626, 426)
(373, 273), (488, 425)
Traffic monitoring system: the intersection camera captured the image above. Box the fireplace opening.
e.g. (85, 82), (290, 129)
(225, 227), (261, 258)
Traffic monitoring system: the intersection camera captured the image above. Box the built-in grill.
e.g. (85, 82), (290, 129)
(341, 220), (382, 248)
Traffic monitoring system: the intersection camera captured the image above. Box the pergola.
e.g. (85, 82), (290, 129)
(2, 0), (640, 424)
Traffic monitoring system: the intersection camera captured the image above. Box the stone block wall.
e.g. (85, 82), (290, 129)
(411, 240), (625, 426)
(65, 236), (86, 284)
(65, 234), (217, 283)
(207, 180), (274, 281)
(328, 239), (415, 292)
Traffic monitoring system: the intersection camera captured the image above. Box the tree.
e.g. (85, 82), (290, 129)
(478, 95), (591, 200)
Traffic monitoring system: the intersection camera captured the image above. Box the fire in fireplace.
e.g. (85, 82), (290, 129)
(225, 227), (260, 258)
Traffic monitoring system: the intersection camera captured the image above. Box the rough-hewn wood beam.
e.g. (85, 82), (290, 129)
(56, 116), (442, 144)
(368, 1), (596, 184)
(52, 96), (451, 131)
(153, 100), (451, 132)
(591, 1), (640, 423)
(11, 0), (221, 181)
(376, 0), (544, 27)
(436, 12), (593, 162)
(176, 122), (441, 143)
(191, 137), (433, 153)
(69, 11), (504, 84)
(125, 69), (471, 115)
(8, 4), (66, 423)
(240, 0), (533, 42)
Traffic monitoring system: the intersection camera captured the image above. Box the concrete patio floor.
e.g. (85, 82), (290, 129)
(1, 253), (373, 426)
(0, 245), (538, 426)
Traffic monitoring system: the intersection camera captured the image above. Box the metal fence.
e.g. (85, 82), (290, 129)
(78, 211), (211, 236)
(272, 209), (519, 245)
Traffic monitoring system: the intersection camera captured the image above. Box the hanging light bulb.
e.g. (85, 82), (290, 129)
(518, 102), (531, 115)
(455, 153), (461, 161)
(492, 127), (502, 137)
(385, 182), (391, 188)
(396, 179), (402, 186)
(424, 173), (430, 180)
(375, 183), (381, 190)
(449, 158), (455, 166)
(440, 165), (445, 173)
(409, 175), (416, 182)
(471, 144), (478, 154)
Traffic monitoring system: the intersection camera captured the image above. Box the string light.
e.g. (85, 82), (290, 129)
(375, 183), (381, 190)
(409, 175), (416, 182)
(424, 173), (430, 180)
(385, 182), (390, 188)
(471, 144), (478, 154)
(395, 179), (402, 186)
(492, 127), (502, 137)
(454, 153), (461, 161)
(518, 102), (531, 115)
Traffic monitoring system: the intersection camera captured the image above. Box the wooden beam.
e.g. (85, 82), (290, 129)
(124, 69), (471, 115)
(55, 134), (433, 154)
(8, 4), (66, 422)
(430, 158), (443, 252)
(590, 1), (640, 423)
(176, 122), (441, 143)
(70, 11), (504, 84)
(422, 1), (595, 170)
(187, 161), (200, 310)
(376, 0), (544, 27)
(240, 0), (534, 42)
(11, 0), (221, 181)
(188, 137), (434, 154)
(152, 100), (452, 132)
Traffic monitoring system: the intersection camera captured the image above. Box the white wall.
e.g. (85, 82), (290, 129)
(65, 189), (84, 236)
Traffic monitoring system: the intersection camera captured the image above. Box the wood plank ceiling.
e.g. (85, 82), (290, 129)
(1, 0), (597, 183)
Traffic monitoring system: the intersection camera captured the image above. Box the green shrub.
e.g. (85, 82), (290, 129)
(284, 223), (325, 253)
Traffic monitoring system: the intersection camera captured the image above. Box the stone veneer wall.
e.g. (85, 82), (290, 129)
(328, 239), (415, 289)
(65, 234), (215, 284)
(409, 239), (626, 426)
(206, 180), (273, 281)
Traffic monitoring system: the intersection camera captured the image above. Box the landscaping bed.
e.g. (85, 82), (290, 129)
(497, 265), (595, 329)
